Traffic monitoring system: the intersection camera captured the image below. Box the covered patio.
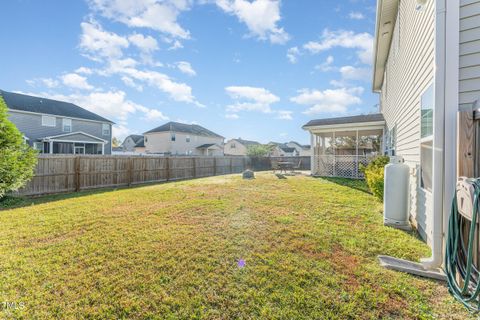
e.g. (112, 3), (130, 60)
(303, 114), (385, 179)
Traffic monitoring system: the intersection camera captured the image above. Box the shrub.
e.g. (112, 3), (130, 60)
(0, 96), (38, 199)
(360, 155), (390, 201)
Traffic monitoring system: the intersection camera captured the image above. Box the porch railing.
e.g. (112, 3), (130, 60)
(313, 155), (371, 179)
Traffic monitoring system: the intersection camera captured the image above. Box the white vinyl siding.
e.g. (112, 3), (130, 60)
(459, 0), (480, 108)
(379, 0), (435, 241)
(41, 115), (56, 127)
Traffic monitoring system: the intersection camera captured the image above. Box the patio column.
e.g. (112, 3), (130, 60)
(101, 143), (105, 155)
(49, 141), (53, 154)
(332, 131), (336, 177)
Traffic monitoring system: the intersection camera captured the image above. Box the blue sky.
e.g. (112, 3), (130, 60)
(0, 0), (378, 144)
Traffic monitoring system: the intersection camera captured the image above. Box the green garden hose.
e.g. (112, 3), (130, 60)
(445, 178), (480, 312)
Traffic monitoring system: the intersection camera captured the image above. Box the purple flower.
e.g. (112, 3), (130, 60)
(237, 259), (246, 268)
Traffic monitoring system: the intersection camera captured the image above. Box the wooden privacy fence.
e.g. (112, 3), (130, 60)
(17, 155), (311, 196)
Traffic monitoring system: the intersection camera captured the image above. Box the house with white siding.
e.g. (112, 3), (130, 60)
(224, 138), (260, 156)
(306, 0), (479, 271)
(144, 122), (224, 156)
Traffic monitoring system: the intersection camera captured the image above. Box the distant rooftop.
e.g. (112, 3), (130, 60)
(1, 89), (114, 123)
(144, 121), (224, 138)
(232, 138), (260, 146)
(302, 114), (384, 128)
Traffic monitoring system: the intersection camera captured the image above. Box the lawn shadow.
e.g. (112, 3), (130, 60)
(318, 177), (372, 195)
(0, 180), (178, 211)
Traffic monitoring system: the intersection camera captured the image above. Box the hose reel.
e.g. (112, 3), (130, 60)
(445, 177), (480, 312)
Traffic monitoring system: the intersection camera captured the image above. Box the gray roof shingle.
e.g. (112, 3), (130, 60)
(234, 138), (260, 146)
(145, 121), (224, 138)
(1, 89), (114, 123)
(302, 113), (384, 128)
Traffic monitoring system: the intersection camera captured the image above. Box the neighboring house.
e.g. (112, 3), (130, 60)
(268, 142), (299, 157)
(306, 0), (472, 270)
(286, 141), (311, 156)
(144, 121), (224, 156)
(1, 89), (113, 154)
(224, 138), (260, 156)
(121, 134), (145, 153)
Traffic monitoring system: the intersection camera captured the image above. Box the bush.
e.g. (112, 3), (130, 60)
(360, 156), (390, 201)
(0, 96), (38, 199)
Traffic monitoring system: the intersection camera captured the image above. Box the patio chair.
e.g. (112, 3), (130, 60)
(271, 160), (280, 173)
(291, 159), (302, 173)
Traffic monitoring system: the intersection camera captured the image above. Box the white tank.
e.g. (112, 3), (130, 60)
(383, 156), (410, 228)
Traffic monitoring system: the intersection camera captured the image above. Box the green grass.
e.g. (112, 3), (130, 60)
(0, 173), (471, 319)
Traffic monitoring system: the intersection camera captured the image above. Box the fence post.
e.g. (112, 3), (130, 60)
(166, 157), (170, 181)
(113, 156), (118, 186)
(127, 157), (133, 186)
(243, 157), (247, 171)
(458, 109), (475, 177)
(230, 157), (233, 173)
(213, 157), (217, 176)
(192, 157), (196, 178)
(75, 156), (80, 192)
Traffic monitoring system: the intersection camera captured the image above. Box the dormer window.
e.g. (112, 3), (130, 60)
(171, 132), (176, 141)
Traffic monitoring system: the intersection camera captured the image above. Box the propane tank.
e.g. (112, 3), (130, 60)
(383, 156), (410, 229)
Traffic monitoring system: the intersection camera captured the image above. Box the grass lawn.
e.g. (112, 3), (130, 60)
(0, 173), (471, 319)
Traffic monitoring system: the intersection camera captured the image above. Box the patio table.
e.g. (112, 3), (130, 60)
(277, 161), (294, 173)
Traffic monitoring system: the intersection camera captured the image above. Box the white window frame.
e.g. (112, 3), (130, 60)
(62, 118), (72, 132)
(419, 84), (434, 193)
(41, 115), (56, 127)
(102, 123), (110, 136)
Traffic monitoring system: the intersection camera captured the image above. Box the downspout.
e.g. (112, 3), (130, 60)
(421, 0), (459, 270)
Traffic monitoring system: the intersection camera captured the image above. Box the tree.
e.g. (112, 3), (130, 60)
(112, 137), (121, 148)
(246, 144), (273, 157)
(0, 96), (38, 199)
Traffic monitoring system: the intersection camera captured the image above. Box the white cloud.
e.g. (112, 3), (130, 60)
(112, 124), (132, 139)
(128, 33), (159, 53)
(303, 29), (374, 65)
(142, 108), (169, 121)
(75, 67), (94, 75)
(225, 85), (287, 116)
(349, 11), (365, 20)
(121, 76), (143, 91)
(80, 20), (129, 61)
(315, 55), (335, 72)
(88, 0), (192, 39)
(215, 0), (289, 44)
(339, 65), (371, 81)
(176, 61), (196, 76)
(287, 46), (300, 63)
(168, 39), (184, 50)
(225, 113), (239, 119)
(276, 110), (293, 120)
(26, 78), (59, 88)
(61, 73), (94, 90)
(290, 87), (364, 115)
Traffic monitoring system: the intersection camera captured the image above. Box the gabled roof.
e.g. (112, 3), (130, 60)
(1, 89), (114, 123)
(372, 0), (399, 92)
(197, 143), (222, 149)
(144, 121), (224, 138)
(280, 147), (296, 153)
(302, 114), (385, 128)
(134, 137), (145, 148)
(232, 138), (260, 146)
(288, 141), (310, 150)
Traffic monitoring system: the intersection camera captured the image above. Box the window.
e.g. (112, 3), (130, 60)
(41, 115), (56, 127)
(420, 84), (434, 192)
(171, 132), (176, 141)
(384, 125), (396, 156)
(144, 136), (148, 143)
(231, 143), (236, 149)
(421, 85), (434, 138)
(63, 118), (72, 132)
(102, 123), (110, 136)
(33, 142), (44, 153)
(186, 135), (190, 143)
